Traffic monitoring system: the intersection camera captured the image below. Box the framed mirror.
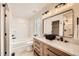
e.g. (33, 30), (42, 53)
(43, 9), (74, 37)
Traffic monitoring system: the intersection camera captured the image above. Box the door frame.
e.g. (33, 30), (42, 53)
(0, 3), (12, 56)
(0, 3), (5, 56)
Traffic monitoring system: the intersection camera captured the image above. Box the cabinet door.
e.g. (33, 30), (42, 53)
(43, 44), (57, 56)
(46, 50), (56, 56)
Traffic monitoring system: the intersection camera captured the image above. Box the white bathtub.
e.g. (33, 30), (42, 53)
(12, 38), (33, 54)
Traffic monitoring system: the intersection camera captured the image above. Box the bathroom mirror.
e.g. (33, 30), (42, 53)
(63, 10), (74, 37)
(43, 14), (63, 36)
(43, 9), (74, 37)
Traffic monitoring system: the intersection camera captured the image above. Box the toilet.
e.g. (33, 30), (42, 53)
(26, 40), (33, 51)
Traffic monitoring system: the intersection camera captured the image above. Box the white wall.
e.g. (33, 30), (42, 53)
(12, 18), (32, 43)
(29, 18), (35, 37)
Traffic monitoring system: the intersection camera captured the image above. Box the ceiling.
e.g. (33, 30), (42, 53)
(8, 3), (53, 19)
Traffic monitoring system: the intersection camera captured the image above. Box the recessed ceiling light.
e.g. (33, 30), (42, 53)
(33, 10), (37, 13)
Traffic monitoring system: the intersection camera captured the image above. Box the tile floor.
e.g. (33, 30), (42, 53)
(15, 50), (34, 56)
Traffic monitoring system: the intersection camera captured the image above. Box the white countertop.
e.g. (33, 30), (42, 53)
(33, 36), (79, 56)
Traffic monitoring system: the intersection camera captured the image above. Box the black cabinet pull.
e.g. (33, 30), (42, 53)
(47, 54), (50, 56)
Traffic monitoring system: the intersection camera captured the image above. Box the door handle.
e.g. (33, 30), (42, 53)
(12, 34), (16, 39)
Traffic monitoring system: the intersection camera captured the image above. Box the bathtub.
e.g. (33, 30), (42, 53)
(11, 38), (33, 55)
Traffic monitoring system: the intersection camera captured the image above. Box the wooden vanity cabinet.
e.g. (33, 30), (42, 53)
(33, 38), (44, 56)
(33, 38), (70, 56)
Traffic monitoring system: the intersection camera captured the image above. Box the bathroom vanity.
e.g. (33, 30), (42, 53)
(33, 37), (79, 56)
(33, 7), (79, 56)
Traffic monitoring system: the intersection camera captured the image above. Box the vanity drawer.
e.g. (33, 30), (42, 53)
(43, 44), (57, 56)
(47, 45), (70, 56)
(46, 49), (57, 56)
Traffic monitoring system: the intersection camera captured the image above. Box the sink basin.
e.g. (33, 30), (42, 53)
(44, 34), (56, 40)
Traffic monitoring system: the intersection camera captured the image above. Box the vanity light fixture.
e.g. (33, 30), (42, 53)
(42, 10), (49, 15)
(55, 3), (67, 8)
